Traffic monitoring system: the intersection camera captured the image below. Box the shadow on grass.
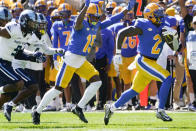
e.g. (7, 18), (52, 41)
(0, 122), (58, 124)
(19, 125), (86, 129)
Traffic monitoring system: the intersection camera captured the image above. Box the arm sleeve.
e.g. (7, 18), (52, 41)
(51, 24), (58, 60)
(116, 25), (142, 49)
(100, 13), (124, 29)
(39, 44), (56, 55)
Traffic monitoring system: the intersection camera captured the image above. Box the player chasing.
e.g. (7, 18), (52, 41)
(31, 0), (135, 125)
(104, 3), (179, 125)
(0, 9), (64, 122)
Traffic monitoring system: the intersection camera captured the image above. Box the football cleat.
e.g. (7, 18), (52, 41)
(104, 104), (113, 125)
(31, 106), (40, 125)
(156, 109), (172, 121)
(3, 103), (13, 122)
(188, 104), (196, 112)
(71, 105), (88, 123)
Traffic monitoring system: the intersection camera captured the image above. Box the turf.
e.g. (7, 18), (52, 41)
(0, 111), (196, 131)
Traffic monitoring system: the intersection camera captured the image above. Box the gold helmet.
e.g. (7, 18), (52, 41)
(143, 3), (165, 25)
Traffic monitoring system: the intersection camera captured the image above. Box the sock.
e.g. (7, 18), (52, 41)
(158, 76), (172, 109)
(158, 108), (164, 112)
(114, 89), (138, 108)
(59, 97), (63, 109)
(0, 86), (4, 94)
(189, 93), (195, 104)
(36, 88), (61, 113)
(66, 102), (71, 107)
(8, 101), (16, 107)
(127, 99), (132, 106)
(78, 81), (101, 108)
(110, 103), (117, 112)
(54, 96), (61, 110)
(150, 96), (157, 100)
(150, 96), (157, 106)
(35, 96), (41, 105)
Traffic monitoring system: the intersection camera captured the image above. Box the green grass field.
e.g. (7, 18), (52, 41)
(0, 111), (196, 131)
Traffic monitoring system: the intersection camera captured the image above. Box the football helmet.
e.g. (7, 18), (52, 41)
(185, 0), (196, 15)
(144, 3), (165, 25)
(0, 0), (9, 9)
(34, 0), (47, 14)
(165, 7), (175, 16)
(86, 3), (102, 25)
(11, 2), (23, 19)
(47, 1), (57, 10)
(185, 0), (196, 7)
(19, 9), (38, 34)
(50, 9), (61, 23)
(58, 3), (72, 23)
(0, 7), (12, 26)
(36, 13), (47, 35)
(106, 1), (117, 15)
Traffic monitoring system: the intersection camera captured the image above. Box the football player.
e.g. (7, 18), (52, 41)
(106, 1), (117, 17)
(0, 7), (15, 108)
(49, 3), (74, 111)
(104, 3), (179, 125)
(2, 11), (65, 122)
(112, 9), (138, 109)
(32, 0), (135, 125)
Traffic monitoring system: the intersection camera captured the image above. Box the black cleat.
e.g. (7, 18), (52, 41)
(71, 105), (88, 123)
(156, 109), (172, 121)
(104, 104), (113, 125)
(3, 103), (13, 122)
(31, 106), (40, 125)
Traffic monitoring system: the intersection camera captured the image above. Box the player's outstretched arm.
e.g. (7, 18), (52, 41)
(74, 0), (90, 30)
(100, 0), (136, 29)
(116, 26), (142, 49)
(0, 27), (11, 38)
(178, 0), (187, 18)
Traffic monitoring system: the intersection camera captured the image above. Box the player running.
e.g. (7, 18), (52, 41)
(104, 3), (179, 125)
(32, 0), (135, 125)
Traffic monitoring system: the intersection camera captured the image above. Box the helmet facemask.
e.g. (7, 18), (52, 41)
(27, 20), (38, 33)
(59, 10), (71, 25)
(151, 8), (165, 25)
(87, 14), (100, 26)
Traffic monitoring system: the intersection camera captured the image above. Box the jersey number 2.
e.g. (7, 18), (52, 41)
(151, 34), (162, 54)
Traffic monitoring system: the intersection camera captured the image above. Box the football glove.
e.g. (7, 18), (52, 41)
(34, 52), (46, 63)
(162, 26), (177, 36)
(55, 48), (65, 55)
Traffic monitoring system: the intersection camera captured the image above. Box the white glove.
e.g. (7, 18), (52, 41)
(55, 48), (65, 55)
(54, 60), (60, 70)
(162, 26), (177, 36)
(113, 54), (122, 65)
